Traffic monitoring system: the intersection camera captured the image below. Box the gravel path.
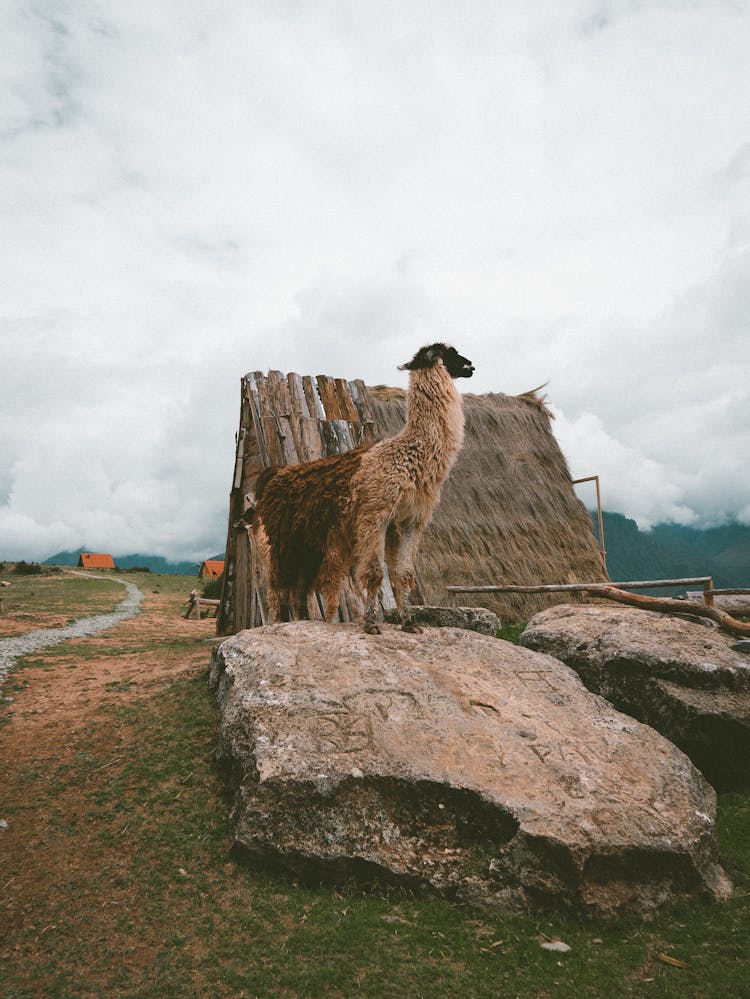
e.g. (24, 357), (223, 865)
(0, 572), (145, 690)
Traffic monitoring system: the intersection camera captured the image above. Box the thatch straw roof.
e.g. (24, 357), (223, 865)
(368, 385), (609, 622)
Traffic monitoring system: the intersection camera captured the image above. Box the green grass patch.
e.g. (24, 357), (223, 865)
(2, 666), (749, 998)
(497, 622), (526, 644)
(0, 573), (125, 632)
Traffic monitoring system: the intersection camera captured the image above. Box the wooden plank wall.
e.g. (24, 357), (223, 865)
(217, 371), (395, 635)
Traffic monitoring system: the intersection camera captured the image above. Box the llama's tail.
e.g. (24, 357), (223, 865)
(254, 466), (279, 502)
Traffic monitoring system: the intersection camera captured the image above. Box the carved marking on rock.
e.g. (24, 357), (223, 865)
(470, 699), (501, 717)
(317, 712), (372, 754)
(512, 670), (561, 694)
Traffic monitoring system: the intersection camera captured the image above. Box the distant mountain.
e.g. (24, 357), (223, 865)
(593, 513), (750, 590)
(43, 548), (201, 576)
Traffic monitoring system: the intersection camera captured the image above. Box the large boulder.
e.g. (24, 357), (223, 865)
(210, 621), (730, 917)
(521, 604), (750, 790)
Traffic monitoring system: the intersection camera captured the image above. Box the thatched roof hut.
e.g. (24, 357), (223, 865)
(368, 386), (608, 622)
(217, 370), (608, 635)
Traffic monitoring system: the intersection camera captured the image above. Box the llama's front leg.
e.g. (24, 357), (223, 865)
(362, 562), (384, 634)
(353, 516), (388, 634)
(388, 521), (424, 633)
(357, 548), (385, 634)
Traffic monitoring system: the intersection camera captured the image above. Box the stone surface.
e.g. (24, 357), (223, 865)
(383, 605), (501, 635)
(521, 604), (750, 790)
(210, 621), (730, 917)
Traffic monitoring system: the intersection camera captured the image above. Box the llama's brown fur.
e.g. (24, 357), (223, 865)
(252, 343), (474, 632)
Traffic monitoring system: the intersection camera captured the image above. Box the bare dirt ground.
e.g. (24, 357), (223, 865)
(0, 580), (218, 978)
(1, 584), (215, 763)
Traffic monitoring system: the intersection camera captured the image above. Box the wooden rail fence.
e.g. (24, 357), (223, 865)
(184, 590), (220, 620)
(448, 576), (717, 605)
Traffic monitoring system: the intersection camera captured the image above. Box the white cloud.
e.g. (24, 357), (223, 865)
(1, 1), (749, 559)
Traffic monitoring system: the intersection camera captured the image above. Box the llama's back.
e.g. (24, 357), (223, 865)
(257, 445), (372, 587)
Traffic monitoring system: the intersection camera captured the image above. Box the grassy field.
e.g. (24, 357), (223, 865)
(0, 573), (749, 997)
(0, 569), (127, 637)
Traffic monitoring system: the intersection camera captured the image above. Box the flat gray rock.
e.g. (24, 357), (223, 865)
(521, 603), (750, 790)
(210, 621), (730, 917)
(383, 604), (501, 635)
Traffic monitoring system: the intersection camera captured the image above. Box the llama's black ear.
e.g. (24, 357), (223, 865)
(398, 343), (444, 370)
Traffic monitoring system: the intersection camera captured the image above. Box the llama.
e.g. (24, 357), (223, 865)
(251, 343), (474, 633)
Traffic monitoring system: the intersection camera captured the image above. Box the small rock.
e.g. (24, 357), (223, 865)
(541, 940), (571, 953)
(383, 605), (501, 635)
(0, 819), (9, 831)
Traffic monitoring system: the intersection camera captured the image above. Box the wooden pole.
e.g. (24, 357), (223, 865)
(582, 585), (750, 638)
(572, 474), (606, 570)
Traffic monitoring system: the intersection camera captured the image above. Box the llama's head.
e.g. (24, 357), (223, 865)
(399, 343), (474, 379)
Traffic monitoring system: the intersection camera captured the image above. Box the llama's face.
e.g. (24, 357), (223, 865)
(400, 343), (475, 379)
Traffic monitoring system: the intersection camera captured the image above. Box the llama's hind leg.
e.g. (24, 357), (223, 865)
(315, 548), (348, 623)
(293, 579), (310, 620)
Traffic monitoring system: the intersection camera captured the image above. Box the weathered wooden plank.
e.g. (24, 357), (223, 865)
(267, 370), (300, 462)
(316, 375), (342, 421)
(300, 417), (325, 461)
(306, 591), (325, 621)
(242, 419), (266, 495)
(342, 575), (363, 620)
(276, 415), (300, 464)
(335, 378), (360, 423)
(234, 526), (250, 632)
(261, 416), (284, 465)
(267, 370), (292, 415)
(303, 375), (326, 421)
(350, 378), (377, 444)
(288, 373), (311, 417)
(380, 563), (397, 611)
(332, 419), (356, 452)
(245, 373), (271, 467)
(266, 370), (297, 462)
(232, 427), (246, 490)
(320, 419), (342, 454)
(286, 373), (310, 458)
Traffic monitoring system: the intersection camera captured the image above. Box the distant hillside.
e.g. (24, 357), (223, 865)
(593, 513), (750, 590)
(43, 548), (201, 576)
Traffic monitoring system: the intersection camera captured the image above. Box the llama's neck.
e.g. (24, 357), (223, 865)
(401, 365), (465, 479)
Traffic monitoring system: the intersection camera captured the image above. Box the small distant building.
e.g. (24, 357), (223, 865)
(78, 553), (115, 570)
(199, 559), (225, 579)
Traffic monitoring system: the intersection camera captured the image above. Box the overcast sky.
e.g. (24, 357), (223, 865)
(2, 1), (749, 563)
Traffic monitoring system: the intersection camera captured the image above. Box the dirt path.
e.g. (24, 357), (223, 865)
(0, 573), (144, 689)
(0, 580), (217, 806)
